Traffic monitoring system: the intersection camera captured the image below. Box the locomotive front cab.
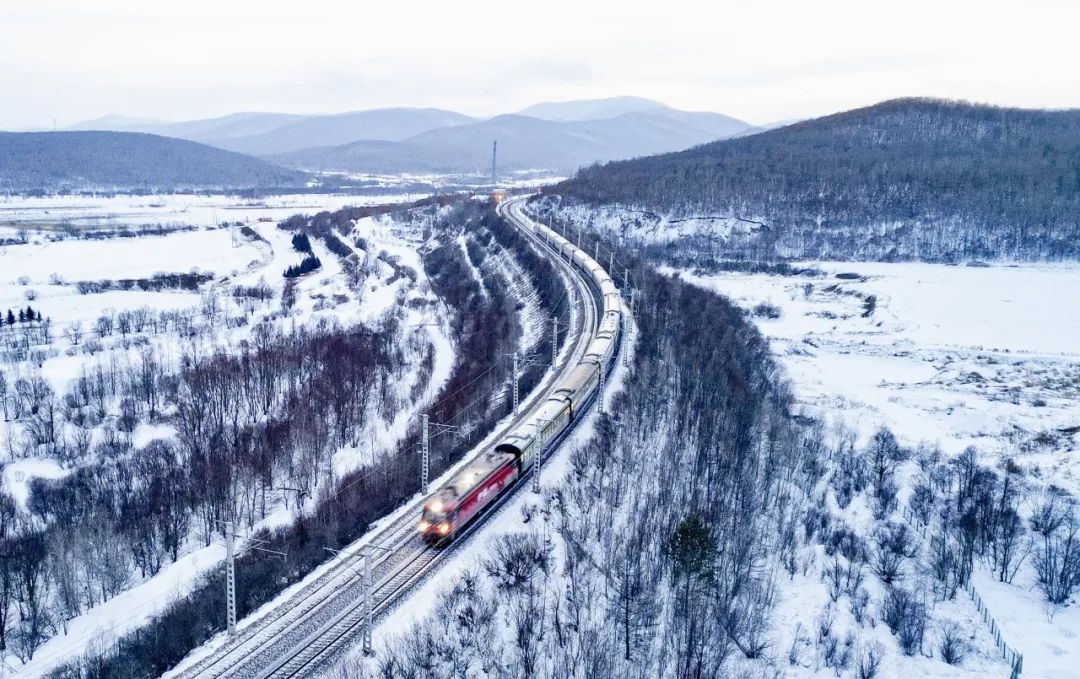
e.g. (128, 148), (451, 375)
(418, 499), (453, 544)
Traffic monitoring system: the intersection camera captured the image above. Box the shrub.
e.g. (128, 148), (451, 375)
(751, 301), (782, 319)
(881, 586), (926, 655)
(856, 641), (883, 679)
(938, 622), (966, 665)
(871, 522), (916, 584)
(1034, 511), (1080, 607)
(824, 524), (868, 564)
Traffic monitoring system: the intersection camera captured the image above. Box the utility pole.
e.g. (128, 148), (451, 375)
(609, 251), (614, 276)
(511, 353), (520, 413)
(533, 420), (546, 493)
(421, 414), (430, 493)
(363, 545), (373, 655)
(217, 520), (283, 637)
(325, 544), (392, 657)
(552, 316), (559, 366)
(599, 363), (606, 414)
(225, 520), (236, 636)
(491, 140), (497, 186)
(594, 240), (599, 261)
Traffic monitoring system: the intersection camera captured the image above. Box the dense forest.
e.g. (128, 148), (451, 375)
(0, 131), (307, 192)
(556, 98), (1080, 262)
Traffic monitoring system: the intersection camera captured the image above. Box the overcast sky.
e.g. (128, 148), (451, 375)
(2, 0), (1077, 129)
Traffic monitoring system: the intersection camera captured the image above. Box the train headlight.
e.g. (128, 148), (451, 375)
(418, 520), (430, 532)
(438, 522), (450, 535)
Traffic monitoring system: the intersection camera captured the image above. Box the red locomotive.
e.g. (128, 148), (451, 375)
(419, 450), (522, 544)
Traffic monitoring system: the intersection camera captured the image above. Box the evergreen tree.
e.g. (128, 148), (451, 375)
(670, 515), (715, 581)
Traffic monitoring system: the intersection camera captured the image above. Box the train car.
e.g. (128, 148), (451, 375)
(553, 362), (600, 408)
(419, 199), (623, 546)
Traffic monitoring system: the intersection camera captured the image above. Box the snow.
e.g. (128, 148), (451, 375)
(676, 260), (1080, 678)
(12, 543), (227, 679)
(0, 192), (419, 233)
(1, 458), (68, 508)
(5, 285), (199, 327)
(0, 193), (454, 678)
(673, 262), (1080, 488)
(8, 228), (260, 281)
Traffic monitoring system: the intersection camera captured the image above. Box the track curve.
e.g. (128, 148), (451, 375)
(171, 196), (617, 679)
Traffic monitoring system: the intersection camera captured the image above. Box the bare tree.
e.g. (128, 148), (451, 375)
(64, 322), (84, 346)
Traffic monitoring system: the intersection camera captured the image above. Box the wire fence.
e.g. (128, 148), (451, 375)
(962, 579), (1023, 677)
(899, 506), (1023, 677)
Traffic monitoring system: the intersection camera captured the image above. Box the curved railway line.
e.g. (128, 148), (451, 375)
(171, 195), (623, 679)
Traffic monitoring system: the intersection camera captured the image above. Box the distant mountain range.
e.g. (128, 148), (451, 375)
(554, 98), (1080, 262)
(0, 131), (306, 192)
(51, 97), (755, 176)
(268, 108), (753, 174)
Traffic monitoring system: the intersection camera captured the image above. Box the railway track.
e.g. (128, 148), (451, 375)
(172, 196), (612, 679)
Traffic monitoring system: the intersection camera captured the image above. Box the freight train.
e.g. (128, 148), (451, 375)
(418, 200), (623, 545)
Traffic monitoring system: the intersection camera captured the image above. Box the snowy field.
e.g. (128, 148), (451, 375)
(8, 227), (260, 281)
(0, 193), (459, 677)
(0, 192), (423, 233)
(677, 261), (1080, 678)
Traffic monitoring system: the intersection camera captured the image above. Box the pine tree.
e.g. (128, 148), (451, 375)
(5, 310), (14, 325)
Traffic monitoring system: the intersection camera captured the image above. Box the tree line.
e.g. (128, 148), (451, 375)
(556, 98), (1080, 263)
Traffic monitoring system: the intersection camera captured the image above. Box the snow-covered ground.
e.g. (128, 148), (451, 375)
(0, 194), (458, 677)
(0, 192), (421, 233)
(676, 261), (1080, 678)
(11, 227), (259, 281)
(674, 262), (1080, 493)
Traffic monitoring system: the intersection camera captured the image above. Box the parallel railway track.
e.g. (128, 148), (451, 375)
(174, 196), (617, 679)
